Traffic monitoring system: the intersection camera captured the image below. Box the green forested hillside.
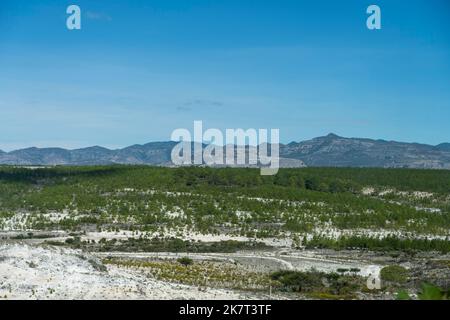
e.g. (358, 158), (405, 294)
(0, 166), (449, 252)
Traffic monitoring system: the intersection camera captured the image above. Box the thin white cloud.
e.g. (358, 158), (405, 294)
(177, 99), (224, 111)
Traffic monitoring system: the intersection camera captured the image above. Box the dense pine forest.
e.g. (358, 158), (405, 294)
(0, 165), (449, 253)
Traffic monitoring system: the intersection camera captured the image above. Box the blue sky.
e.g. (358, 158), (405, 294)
(0, 0), (449, 151)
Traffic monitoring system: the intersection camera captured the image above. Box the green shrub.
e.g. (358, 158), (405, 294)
(380, 265), (409, 284)
(270, 270), (362, 296)
(418, 283), (448, 300)
(177, 257), (194, 267)
(395, 290), (411, 300)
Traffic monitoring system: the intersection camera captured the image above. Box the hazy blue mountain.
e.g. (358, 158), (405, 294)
(113, 142), (178, 165)
(280, 133), (450, 169)
(1, 134), (449, 169)
(69, 146), (115, 165)
(6, 147), (72, 165)
(435, 143), (450, 152)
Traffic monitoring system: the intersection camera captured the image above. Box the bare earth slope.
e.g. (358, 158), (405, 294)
(0, 243), (243, 300)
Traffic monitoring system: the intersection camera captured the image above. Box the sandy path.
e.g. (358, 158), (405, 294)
(95, 251), (381, 276)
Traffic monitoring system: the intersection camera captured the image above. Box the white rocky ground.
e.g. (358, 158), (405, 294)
(0, 243), (244, 300)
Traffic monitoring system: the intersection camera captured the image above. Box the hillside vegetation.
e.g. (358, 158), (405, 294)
(0, 166), (449, 253)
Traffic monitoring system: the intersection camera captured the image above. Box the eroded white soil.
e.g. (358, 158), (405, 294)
(0, 243), (245, 300)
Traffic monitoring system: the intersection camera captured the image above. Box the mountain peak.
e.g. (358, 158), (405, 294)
(436, 143), (450, 152)
(325, 133), (341, 138)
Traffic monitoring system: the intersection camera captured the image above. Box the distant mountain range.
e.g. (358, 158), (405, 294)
(1, 133), (450, 169)
(280, 134), (450, 169)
